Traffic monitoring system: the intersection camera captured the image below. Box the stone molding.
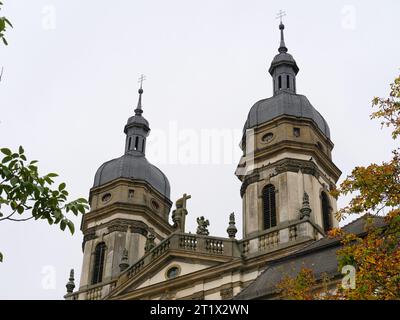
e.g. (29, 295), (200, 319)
(240, 172), (260, 197)
(274, 158), (320, 178)
(82, 219), (149, 249)
(240, 158), (321, 197)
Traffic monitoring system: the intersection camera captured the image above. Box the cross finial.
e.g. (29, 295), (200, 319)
(138, 74), (146, 89)
(276, 10), (286, 24)
(135, 74), (146, 116)
(276, 10), (288, 53)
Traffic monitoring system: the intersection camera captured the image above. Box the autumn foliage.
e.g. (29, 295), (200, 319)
(277, 75), (400, 300)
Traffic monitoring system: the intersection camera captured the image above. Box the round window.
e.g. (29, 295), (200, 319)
(166, 266), (180, 279)
(262, 132), (274, 143)
(101, 193), (111, 202)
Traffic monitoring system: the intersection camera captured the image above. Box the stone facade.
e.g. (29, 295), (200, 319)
(65, 21), (342, 301)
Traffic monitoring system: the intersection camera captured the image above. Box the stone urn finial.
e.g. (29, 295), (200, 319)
(144, 233), (156, 253)
(226, 212), (238, 239)
(66, 269), (76, 294)
(119, 248), (129, 272)
(300, 192), (312, 219)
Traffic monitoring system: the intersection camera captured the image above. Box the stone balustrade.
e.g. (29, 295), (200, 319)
(65, 279), (117, 300)
(239, 217), (323, 256)
(123, 232), (241, 282)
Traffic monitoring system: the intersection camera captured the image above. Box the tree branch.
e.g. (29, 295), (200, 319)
(6, 216), (34, 222)
(0, 209), (17, 221)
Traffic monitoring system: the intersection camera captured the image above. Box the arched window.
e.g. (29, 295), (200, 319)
(286, 75), (290, 89)
(263, 184), (277, 230)
(128, 137), (132, 150)
(92, 242), (106, 285)
(321, 192), (331, 232)
(278, 76), (282, 89)
(142, 139), (145, 153)
(134, 136), (139, 150)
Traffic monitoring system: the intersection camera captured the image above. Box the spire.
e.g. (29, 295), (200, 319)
(276, 10), (288, 53)
(134, 74), (146, 116)
(124, 74), (150, 154)
(269, 11), (299, 95)
(278, 22), (288, 53)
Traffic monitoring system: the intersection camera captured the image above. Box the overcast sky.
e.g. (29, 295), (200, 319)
(0, 0), (398, 299)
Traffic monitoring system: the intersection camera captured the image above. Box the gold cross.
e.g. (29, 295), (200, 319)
(276, 10), (286, 23)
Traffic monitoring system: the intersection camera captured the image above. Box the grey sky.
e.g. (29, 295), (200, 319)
(0, 0), (398, 299)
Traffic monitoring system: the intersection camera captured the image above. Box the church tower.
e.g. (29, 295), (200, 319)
(236, 21), (341, 240)
(77, 79), (173, 297)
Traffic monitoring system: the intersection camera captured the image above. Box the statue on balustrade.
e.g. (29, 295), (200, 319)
(172, 193), (191, 232)
(196, 216), (210, 236)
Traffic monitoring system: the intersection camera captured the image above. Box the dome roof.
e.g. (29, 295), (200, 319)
(93, 152), (170, 198)
(243, 92), (331, 139)
(269, 52), (299, 74)
(126, 115), (149, 129)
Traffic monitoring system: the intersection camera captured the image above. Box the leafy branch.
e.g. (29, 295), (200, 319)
(0, 146), (89, 261)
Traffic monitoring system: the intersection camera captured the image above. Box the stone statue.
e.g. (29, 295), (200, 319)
(226, 212), (238, 238)
(196, 216), (210, 236)
(172, 193), (191, 232)
(144, 233), (156, 253)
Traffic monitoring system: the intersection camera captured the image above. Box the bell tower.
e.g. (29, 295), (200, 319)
(77, 77), (173, 296)
(236, 20), (341, 240)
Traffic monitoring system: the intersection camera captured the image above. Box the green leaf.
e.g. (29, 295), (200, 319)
(4, 18), (12, 28)
(47, 173), (58, 178)
(78, 205), (86, 214)
(0, 148), (11, 156)
(58, 183), (66, 191)
(0, 252), (3, 263)
(1, 166), (10, 176)
(67, 221), (75, 235)
(18, 146), (24, 155)
(2, 155), (11, 163)
(10, 177), (18, 186)
(44, 176), (54, 184)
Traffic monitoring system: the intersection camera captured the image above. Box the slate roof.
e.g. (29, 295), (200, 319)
(234, 215), (386, 300)
(93, 152), (171, 198)
(243, 92), (331, 139)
